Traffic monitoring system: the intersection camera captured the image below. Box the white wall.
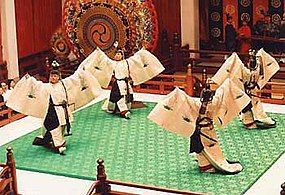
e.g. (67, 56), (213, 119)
(1, 0), (19, 79)
(180, 0), (199, 50)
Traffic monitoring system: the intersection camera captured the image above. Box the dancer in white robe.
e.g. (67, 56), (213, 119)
(148, 79), (250, 174)
(6, 67), (101, 154)
(80, 47), (165, 119)
(211, 49), (280, 129)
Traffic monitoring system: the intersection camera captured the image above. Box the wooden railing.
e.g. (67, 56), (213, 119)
(133, 64), (200, 97)
(44, 57), (81, 80)
(257, 82), (285, 104)
(179, 49), (285, 78)
(132, 67), (285, 104)
(0, 147), (18, 195)
(0, 102), (25, 127)
(18, 50), (54, 77)
(86, 159), (205, 195)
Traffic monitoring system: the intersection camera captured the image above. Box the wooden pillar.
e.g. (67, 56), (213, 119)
(202, 69), (207, 86)
(6, 146), (18, 195)
(1, 0), (19, 79)
(95, 159), (111, 194)
(180, 0), (199, 49)
(172, 33), (182, 72)
(160, 29), (170, 59)
(185, 64), (194, 96)
(45, 57), (51, 80)
(0, 3), (2, 63)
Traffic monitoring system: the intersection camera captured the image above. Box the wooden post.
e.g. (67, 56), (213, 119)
(160, 29), (170, 59)
(202, 69), (207, 86)
(185, 64), (194, 96)
(172, 33), (182, 72)
(95, 159), (111, 194)
(6, 146), (18, 195)
(45, 57), (51, 79)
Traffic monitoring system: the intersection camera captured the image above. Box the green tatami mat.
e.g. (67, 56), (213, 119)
(1, 102), (285, 195)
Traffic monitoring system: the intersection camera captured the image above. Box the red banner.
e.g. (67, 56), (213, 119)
(223, 0), (238, 40)
(253, 0), (268, 25)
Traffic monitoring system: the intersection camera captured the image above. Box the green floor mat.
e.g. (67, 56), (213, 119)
(1, 102), (285, 195)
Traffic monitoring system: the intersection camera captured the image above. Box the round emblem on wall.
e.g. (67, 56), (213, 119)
(211, 27), (221, 38)
(63, 0), (158, 58)
(271, 0), (281, 8)
(241, 13), (251, 23)
(272, 14), (281, 24)
(225, 5), (236, 15)
(240, 0), (250, 7)
(76, 7), (125, 56)
(211, 12), (221, 22)
(50, 27), (71, 58)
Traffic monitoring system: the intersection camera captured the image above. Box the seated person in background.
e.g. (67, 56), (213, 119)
(1, 82), (7, 92)
(1, 82), (11, 102)
(225, 13), (237, 52)
(263, 14), (279, 38)
(238, 20), (251, 53)
(9, 80), (15, 90)
(0, 87), (7, 120)
(279, 13), (285, 38)
(10, 77), (19, 90)
(253, 14), (265, 36)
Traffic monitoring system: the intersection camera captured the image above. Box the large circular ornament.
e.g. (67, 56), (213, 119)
(241, 12), (251, 23)
(50, 27), (71, 58)
(211, 27), (221, 38)
(272, 14), (281, 24)
(63, 0), (158, 58)
(271, 0), (281, 8)
(240, 0), (250, 7)
(211, 12), (221, 22)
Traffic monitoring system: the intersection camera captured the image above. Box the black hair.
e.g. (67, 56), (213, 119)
(115, 48), (125, 59)
(50, 70), (61, 76)
(226, 13), (232, 21)
(116, 48), (124, 55)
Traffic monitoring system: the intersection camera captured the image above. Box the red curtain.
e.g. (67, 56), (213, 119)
(15, 0), (62, 58)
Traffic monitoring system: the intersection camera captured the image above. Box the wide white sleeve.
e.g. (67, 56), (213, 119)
(148, 87), (200, 138)
(211, 53), (249, 89)
(127, 48), (165, 85)
(6, 75), (50, 118)
(62, 69), (102, 111)
(79, 48), (114, 88)
(256, 48), (280, 89)
(211, 78), (250, 128)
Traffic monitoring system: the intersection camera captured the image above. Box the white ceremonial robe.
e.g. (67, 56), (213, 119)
(7, 69), (101, 124)
(256, 48), (280, 89)
(148, 79), (250, 137)
(80, 47), (164, 114)
(148, 79), (250, 174)
(80, 47), (165, 88)
(211, 49), (279, 122)
(211, 49), (280, 90)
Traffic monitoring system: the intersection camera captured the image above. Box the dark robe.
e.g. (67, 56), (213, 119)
(225, 24), (237, 52)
